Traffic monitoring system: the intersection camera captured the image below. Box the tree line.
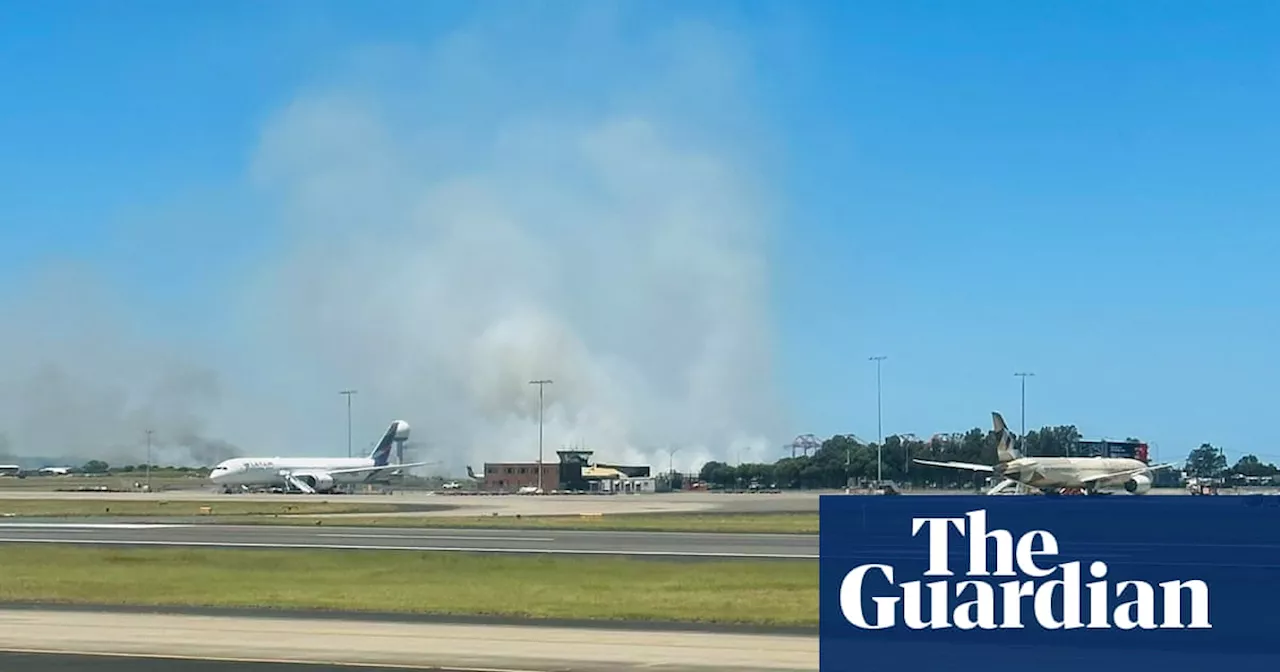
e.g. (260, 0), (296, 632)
(696, 425), (1277, 489)
(21, 461), (209, 476)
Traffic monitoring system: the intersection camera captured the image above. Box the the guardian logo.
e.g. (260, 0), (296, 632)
(840, 509), (1211, 631)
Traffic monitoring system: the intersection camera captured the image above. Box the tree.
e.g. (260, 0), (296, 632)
(1184, 444), (1227, 479)
(1020, 425), (1081, 457)
(81, 460), (109, 474)
(698, 460), (734, 487)
(1231, 454), (1279, 478)
(686, 420), (1211, 491)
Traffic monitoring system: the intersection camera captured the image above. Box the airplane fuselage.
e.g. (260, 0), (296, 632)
(914, 412), (1172, 496)
(208, 420), (423, 494)
(999, 456), (1151, 491)
(210, 457), (397, 491)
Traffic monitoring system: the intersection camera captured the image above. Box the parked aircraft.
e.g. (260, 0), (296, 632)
(208, 420), (433, 493)
(914, 412), (1177, 495)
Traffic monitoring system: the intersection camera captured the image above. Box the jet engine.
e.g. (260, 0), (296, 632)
(1124, 473), (1152, 495)
(296, 473), (336, 492)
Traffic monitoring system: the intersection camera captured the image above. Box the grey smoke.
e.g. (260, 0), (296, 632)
(0, 356), (242, 467)
(0, 264), (242, 466)
(170, 433), (241, 467)
(0, 9), (785, 473)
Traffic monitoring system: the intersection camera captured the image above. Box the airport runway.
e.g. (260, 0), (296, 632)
(0, 522), (817, 559)
(0, 609), (817, 671)
(0, 653), (429, 671)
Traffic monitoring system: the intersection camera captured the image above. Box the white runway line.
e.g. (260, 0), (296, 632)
(317, 534), (558, 542)
(0, 536), (819, 558)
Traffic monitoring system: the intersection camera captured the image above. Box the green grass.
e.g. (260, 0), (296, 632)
(0, 545), (817, 627)
(0, 499), (406, 517)
(226, 511), (821, 534)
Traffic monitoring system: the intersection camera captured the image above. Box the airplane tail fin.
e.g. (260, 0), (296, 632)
(992, 412), (1021, 463)
(466, 466), (482, 480)
(368, 420), (411, 467)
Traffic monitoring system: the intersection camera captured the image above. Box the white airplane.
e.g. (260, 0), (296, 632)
(208, 420), (434, 494)
(914, 412), (1178, 495)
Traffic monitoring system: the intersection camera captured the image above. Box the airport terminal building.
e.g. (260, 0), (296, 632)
(1069, 439), (1179, 487)
(482, 450), (653, 493)
(1070, 439), (1149, 460)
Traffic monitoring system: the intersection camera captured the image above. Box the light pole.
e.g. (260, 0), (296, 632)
(1014, 372), (1034, 447)
(145, 429), (153, 492)
(901, 433), (917, 479)
(529, 379), (553, 492)
(869, 355), (887, 484)
(845, 437), (851, 493)
(339, 390), (357, 457)
(667, 446), (680, 475)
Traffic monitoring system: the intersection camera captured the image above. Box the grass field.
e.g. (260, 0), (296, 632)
(0, 499), (409, 517)
(0, 545), (817, 627)
(230, 511), (821, 534)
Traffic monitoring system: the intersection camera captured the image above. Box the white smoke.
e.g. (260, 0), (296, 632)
(0, 9), (785, 473)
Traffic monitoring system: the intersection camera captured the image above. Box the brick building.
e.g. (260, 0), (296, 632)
(482, 462), (560, 492)
(482, 450), (653, 493)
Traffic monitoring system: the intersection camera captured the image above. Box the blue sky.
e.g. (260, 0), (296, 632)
(1, 1), (1277, 466)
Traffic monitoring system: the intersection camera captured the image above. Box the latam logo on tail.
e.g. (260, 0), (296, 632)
(839, 509), (1211, 631)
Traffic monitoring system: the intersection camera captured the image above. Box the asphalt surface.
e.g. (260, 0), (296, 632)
(0, 522), (817, 559)
(0, 489), (826, 517)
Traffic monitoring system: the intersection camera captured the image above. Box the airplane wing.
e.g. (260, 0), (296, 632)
(913, 459), (995, 473)
(325, 460), (439, 476)
(1077, 462), (1180, 484)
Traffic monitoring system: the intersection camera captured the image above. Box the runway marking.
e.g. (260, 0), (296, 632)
(0, 523), (191, 530)
(0, 647), (543, 671)
(317, 534), (557, 542)
(0, 537), (818, 559)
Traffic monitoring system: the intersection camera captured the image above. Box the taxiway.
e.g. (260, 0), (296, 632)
(0, 489), (824, 516)
(0, 522), (817, 559)
(0, 609), (817, 671)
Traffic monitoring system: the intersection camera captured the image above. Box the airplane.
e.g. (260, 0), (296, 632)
(208, 420), (435, 494)
(913, 412), (1179, 496)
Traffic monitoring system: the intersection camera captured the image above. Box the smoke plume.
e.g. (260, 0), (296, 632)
(0, 264), (243, 466)
(0, 9), (785, 473)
